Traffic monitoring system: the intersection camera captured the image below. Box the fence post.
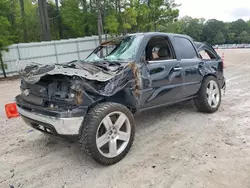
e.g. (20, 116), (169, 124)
(76, 39), (80, 61)
(0, 53), (7, 78)
(54, 42), (59, 63)
(16, 44), (22, 75)
(17, 44), (21, 60)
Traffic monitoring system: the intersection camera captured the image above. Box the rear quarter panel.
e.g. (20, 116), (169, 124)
(203, 45), (225, 88)
(204, 59), (225, 88)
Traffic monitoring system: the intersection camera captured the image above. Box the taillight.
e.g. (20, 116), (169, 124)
(221, 52), (225, 69)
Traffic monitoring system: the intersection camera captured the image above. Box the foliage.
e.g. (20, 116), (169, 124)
(104, 11), (119, 35)
(172, 17), (250, 45)
(1, 0), (250, 47)
(121, 7), (138, 33)
(0, 0), (13, 50)
(172, 16), (204, 41)
(60, 0), (85, 38)
(0, 16), (12, 50)
(0, 0), (12, 75)
(238, 31), (250, 43)
(214, 31), (226, 44)
(14, 0), (40, 42)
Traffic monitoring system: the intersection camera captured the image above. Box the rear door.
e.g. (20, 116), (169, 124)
(172, 36), (204, 98)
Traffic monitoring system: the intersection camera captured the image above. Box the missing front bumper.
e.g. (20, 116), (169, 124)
(17, 107), (84, 135)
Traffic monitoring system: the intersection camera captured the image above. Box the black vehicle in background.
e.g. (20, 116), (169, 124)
(16, 32), (226, 165)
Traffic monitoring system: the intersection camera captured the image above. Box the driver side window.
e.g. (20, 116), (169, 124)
(146, 36), (174, 62)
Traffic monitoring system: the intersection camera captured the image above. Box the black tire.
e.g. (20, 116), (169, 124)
(79, 102), (135, 165)
(194, 76), (221, 113)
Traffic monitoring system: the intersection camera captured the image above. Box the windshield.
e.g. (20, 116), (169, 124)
(85, 35), (144, 62)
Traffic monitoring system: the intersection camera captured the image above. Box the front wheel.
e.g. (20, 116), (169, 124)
(194, 76), (221, 113)
(79, 102), (135, 165)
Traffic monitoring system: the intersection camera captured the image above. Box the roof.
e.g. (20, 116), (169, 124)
(129, 32), (192, 39)
(194, 42), (204, 49)
(101, 32), (194, 46)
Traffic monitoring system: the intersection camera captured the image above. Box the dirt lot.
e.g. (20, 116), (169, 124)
(1, 49), (250, 188)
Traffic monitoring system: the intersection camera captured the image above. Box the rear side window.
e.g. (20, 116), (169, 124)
(199, 49), (217, 60)
(174, 37), (198, 59)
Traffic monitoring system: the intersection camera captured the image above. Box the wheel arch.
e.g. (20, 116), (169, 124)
(194, 74), (221, 113)
(87, 89), (138, 114)
(196, 74), (217, 95)
(204, 73), (217, 79)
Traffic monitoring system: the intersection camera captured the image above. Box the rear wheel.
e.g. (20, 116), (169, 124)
(79, 102), (135, 165)
(194, 76), (221, 113)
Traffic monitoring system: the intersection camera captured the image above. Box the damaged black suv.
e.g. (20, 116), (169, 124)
(16, 32), (226, 165)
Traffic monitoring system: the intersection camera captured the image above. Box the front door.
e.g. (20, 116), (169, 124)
(139, 36), (184, 108)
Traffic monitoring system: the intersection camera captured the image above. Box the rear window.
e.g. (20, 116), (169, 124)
(174, 37), (198, 59)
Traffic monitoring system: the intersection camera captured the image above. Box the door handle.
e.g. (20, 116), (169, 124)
(199, 61), (205, 68)
(149, 67), (165, 75)
(173, 67), (182, 71)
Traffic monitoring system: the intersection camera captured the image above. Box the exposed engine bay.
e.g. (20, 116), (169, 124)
(17, 59), (139, 112)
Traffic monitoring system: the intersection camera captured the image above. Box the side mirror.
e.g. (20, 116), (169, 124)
(140, 56), (145, 62)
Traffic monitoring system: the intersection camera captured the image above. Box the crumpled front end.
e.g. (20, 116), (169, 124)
(16, 60), (140, 136)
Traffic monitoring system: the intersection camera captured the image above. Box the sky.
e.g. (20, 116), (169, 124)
(175, 0), (250, 22)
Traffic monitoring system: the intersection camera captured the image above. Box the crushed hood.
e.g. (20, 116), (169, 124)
(18, 60), (125, 84)
(17, 60), (141, 107)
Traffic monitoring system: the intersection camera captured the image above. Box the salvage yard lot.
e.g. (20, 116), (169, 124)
(1, 49), (250, 188)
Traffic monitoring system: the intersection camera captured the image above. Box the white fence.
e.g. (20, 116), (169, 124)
(0, 35), (107, 77)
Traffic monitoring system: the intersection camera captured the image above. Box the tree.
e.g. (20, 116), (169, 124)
(38, 0), (51, 41)
(149, 0), (179, 31)
(3, 0), (250, 47)
(147, 0), (151, 31)
(121, 7), (137, 34)
(214, 31), (225, 44)
(227, 32), (236, 43)
(61, 0), (86, 38)
(238, 31), (250, 43)
(0, 17), (12, 50)
(230, 19), (249, 37)
(19, 0), (28, 42)
(55, 0), (63, 38)
(47, 1), (62, 40)
(0, 17), (12, 78)
(163, 21), (182, 33)
(177, 16), (204, 41)
(96, 0), (103, 57)
(82, 0), (87, 12)
(0, 0), (13, 77)
(202, 19), (226, 44)
(133, 2), (150, 32)
(247, 20), (250, 32)
(104, 12), (119, 35)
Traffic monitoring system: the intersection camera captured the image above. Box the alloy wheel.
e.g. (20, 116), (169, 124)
(206, 80), (220, 108)
(96, 111), (131, 158)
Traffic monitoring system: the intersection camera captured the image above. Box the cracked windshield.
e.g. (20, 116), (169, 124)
(85, 35), (144, 62)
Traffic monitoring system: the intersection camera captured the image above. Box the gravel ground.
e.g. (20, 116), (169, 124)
(0, 49), (250, 188)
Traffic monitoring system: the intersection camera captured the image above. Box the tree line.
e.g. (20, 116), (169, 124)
(1, 0), (250, 50)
